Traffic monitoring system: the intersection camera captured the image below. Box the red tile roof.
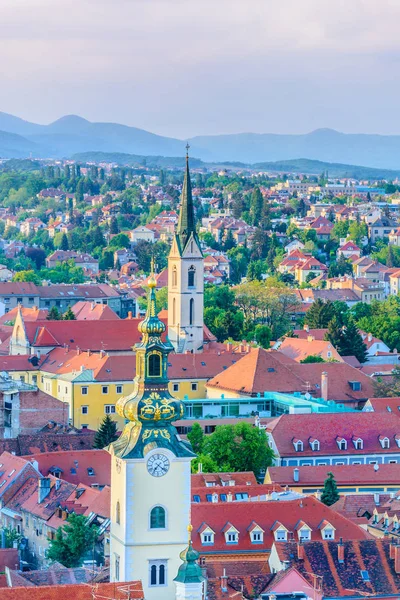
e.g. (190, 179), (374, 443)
(267, 412), (400, 457)
(25, 450), (110, 487)
(275, 539), (400, 598)
(365, 397), (400, 413)
(1, 581), (144, 600)
(71, 301), (120, 321)
(192, 496), (368, 554)
(0, 306), (47, 324)
(207, 348), (375, 401)
(267, 463), (400, 487)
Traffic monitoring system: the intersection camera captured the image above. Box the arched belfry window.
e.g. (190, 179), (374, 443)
(188, 266), (196, 288)
(148, 353), (161, 377)
(150, 506), (166, 529)
(189, 298), (195, 325)
(172, 266), (177, 288)
(173, 298), (176, 325)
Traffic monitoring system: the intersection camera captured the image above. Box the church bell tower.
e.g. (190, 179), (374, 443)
(168, 147), (204, 354)
(108, 268), (195, 600)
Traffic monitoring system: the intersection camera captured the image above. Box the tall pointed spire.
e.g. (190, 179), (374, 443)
(176, 144), (196, 251)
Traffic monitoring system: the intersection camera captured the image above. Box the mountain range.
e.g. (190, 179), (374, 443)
(1, 111), (400, 170)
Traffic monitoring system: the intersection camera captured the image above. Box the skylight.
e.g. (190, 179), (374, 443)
(361, 570), (370, 581)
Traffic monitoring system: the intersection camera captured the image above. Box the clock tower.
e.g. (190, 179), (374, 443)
(108, 267), (195, 600)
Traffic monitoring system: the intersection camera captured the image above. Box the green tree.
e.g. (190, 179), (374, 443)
(340, 320), (368, 363)
(47, 513), (98, 567)
(60, 233), (69, 251)
(373, 367), (400, 397)
(12, 270), (41, 284)
(325, 316), (345, 350)
(93, 415), (118, 448)
(47, 306), (62, 320)
(187, 422), (204, 454)
(191, 454), (220, 474)
(250, 187), (263, 226)
(305, 299), (336, 328)
(202, 423), (274, 474)
(254, 324), (272, 349)
(321, 472), (340, 506)
(109, 216), (119, 234)
(63, 307), (76, 320)
(300, 355), (326, 363)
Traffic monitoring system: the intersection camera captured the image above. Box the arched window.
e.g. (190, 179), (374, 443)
(150, 506), (166, 529)
(159, 564), (166, 585)
(150, 564), (157, 585)
(188, 266), (196, 288)
(190, 241), (194, 253)
(189, 299), (194, 326)
(116, 501), (120, 524)
(172, 266), (177, 288)
(173, 298), (176, 326)
(148, 353), (161, 377)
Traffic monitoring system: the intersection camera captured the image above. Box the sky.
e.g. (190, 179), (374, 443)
(1, 0), (400, 138)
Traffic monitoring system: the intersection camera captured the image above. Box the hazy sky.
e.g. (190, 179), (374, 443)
(1, 0), (400, 138)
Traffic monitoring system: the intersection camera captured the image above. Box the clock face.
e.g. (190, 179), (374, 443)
(147, 453), (170, 477)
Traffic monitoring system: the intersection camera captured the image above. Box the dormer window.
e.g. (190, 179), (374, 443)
(353, 437), (363, 450)
(251, 530), (263, 543)
(298, 526), (312, 542)
(337, 438), (347, 451)
(309, 439), (320, 451)
(276, 528), (287, 541)
(293, 440), (303, 452)
(380, 437), (390, 449)
(226, 531), (238, 544)
(320, 522), (335, 540)
(200, 526), (215, 545)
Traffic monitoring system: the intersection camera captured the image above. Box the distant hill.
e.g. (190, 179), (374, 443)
(0, 112), (205, 160)
(71, 151), (205, 169)
(189, 128), (400, 170)
(71, 152), (400, 180)
(2, 112), (400, 170)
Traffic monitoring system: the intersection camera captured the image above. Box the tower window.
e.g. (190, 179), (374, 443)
(188, 266), (196, 288)
(189, 298), (195, 326)
(173, 297), (176, 326)
(149, 560), (167, 586)
(172, 266), (177, 288)
(116, 501), (120, 524)
(148, 353), (161, 377)
(150, 506), (166, 529)
(115, 554), (120, 581)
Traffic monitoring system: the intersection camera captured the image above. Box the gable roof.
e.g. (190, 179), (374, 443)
(267, 463), (400, 487)
(207, 348), (375, 401)
(267, 412), (400, 457)
(192, 496), (367, 554)
(71, 301), (120, 321)
(24, 449), (110, 487)
(277, 337), (342, 363)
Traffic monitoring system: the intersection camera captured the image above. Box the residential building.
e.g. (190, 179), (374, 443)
(0, 283), (39, 312)
(265, 463), (400, 494)
(265, 412), (400, 466)
(46, 250), (99, 274)
(368, 216), (398, 243)
(206, 348), (375, 405)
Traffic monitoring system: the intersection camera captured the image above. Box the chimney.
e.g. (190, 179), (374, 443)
(227, 492), (233, 502)
(390, 538), (396, 559)
(226, 342), (232, 351)
(395, 544), (400, 574)
(221, 569), (228, 592)
(374, 492), (380, 506)
(91, 301), (95, 311)
(127, 311), (132, 320)
(100, 349), (105, 358)
(293, 468), (300, 483)
(197, 462), (203, 474)
(304, 324), (310, 332)
(307, 335), (315, 343)
(368, 333), (373, 342)
(297, 542), (304, 560)
(77, 347), (81, 355)
(338, 537), (344, 563)
(55, 479), (61, 490)
(38, 478), (51, 503)
(321, 371), (328, 401)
